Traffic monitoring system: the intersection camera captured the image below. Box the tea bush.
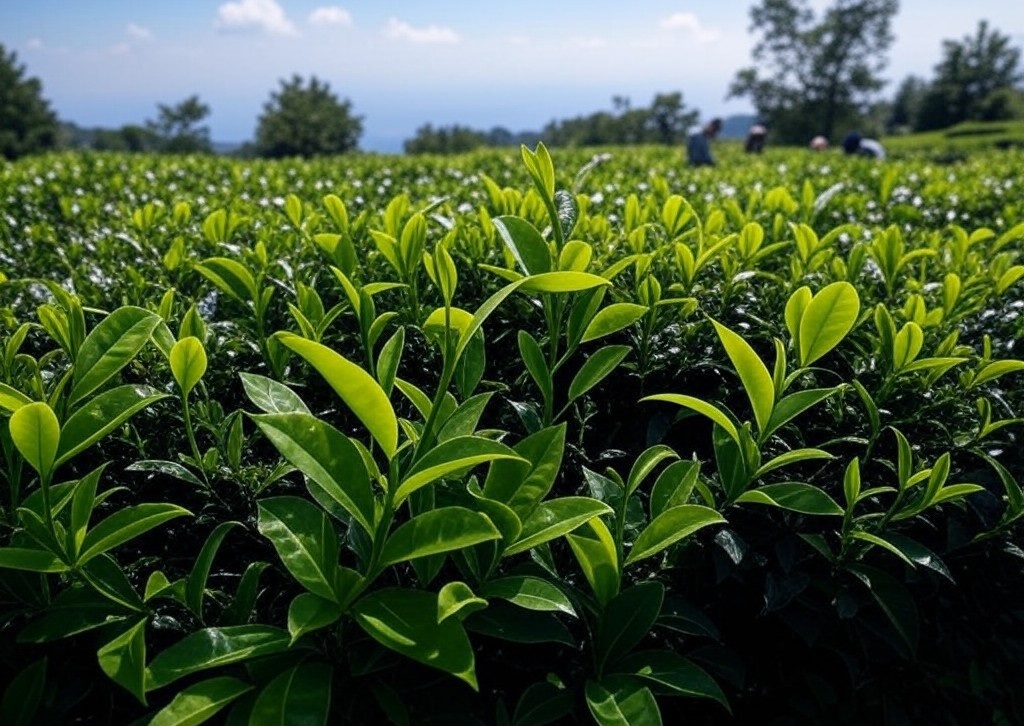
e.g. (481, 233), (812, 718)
(1, 144), (1023, 725)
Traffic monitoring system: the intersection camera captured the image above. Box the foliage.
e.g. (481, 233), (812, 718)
(147, 95), (212, 154)
(254, 74), (363, 158)
(916, 20), (1024, 131)
(729, 0), (899, 144)
(0, 43), (59, 159)
(1, 142), (1024, 724)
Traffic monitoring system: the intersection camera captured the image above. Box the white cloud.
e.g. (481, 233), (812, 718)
(659, 13), (721, 43)
(126, 23), (153, 41)
(505, 35), (531, 46)
(384, 17), (459, 44)
(26, 37), (44, 50)
(216, 0), (298, 36)
(308, 6), (351, 26)
(109, 42), (132, 56)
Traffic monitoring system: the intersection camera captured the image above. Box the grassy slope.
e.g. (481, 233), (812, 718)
(884, 119), (1024, 156)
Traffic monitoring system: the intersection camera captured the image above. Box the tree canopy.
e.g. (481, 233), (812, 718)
(147, 95), (212, 153)
(0, 44), (59, 159)
(254, 75), (363, 158)
(729, 0), (899, 144)
(915, 21), (1024, 130)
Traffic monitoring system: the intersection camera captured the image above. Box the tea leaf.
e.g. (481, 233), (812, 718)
(353, 587), (478, 689)
(169, 337), (207, 396)
(568, 345), (630, 403)
(9, 401), (60, 479)
(736, 482), (843, 515)
(278, 334), (398, 459)
(380, 507), (500, 565)
(252, 413), (375, 535)
(625, 505), (725, 565)
(711, 319), (774, 434)
(257, 496), (341, 602)
(249, 662), (332, 726)
(148, 677), (253, 726)
(581, 303), (648, 343)
(396, 436), (524, 503)
(798, 282), (859, 366)
(146, 625), (291, 691)
(505, 497), (614, 556)
(70, 307), (162, 405)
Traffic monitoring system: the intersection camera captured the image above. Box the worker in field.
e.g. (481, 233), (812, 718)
(745, 124), (768, 153)
(686, 117), (722, 167)
(809, 135), (829, 150)
(841, 131), (886, 159)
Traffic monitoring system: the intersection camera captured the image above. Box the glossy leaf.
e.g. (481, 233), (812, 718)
(249, 663), (332, 726)
(566, 518), (620, 605)
(711, 319), (774, 434)
(0, 382), (32, 413)
(483, 423), (566, 520)
(185, 521), (241, 619)
(568, 345), (630, 402)
(240, 372), (310, 415)
(512, 681), (573, 726)
(626, 505), (726, 565)
(380, 507), (500, 566)
(614, 650), (729, 711)
(252, 413), (374, 535)
(736, 482), (843, 515)
(505, 497), (614, 556)
(585, 679), (661, 726)
(597, 582), (664, 670)
(146, 626), (291, 691)
(257, 496), (340, 601)
(56, 385), (168, 467)
(519, 271), (611, 294)
(582, 303), (648, 343)
(148, 677), (253, 726)
(169, 337), (207, 396)
(437, 581), (488, 623)
(194, 257), (257, 303)
(493, 215), (551, 275)
(798, 282), (860, 366)
(396, 436), (524, 503)
(70, 307), (161, 405)
(0, 547), (68, 573)
(642, 394), (739, 445)
(9, 401), (60, 479)
(78, 503), (191, 565)
(97, 617), (147, 704)
(352, 588), (478, 689)
(481, 575), (576, 616)
(278, 333), (398, 459)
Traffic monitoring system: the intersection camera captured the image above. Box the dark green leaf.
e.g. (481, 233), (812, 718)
(352, 588), (477, 689)
(380, 507), (500, 566)
(249, 663), (332, 726)
(148, 677), (253, 726)
(70, 307), (161, 405)
(146, 625), (291, 691)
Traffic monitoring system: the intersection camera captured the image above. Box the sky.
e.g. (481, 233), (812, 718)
(2, 1), (1023, 153)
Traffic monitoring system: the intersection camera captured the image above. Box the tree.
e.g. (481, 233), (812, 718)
(917, 21), (1023, 130)
(254, 75), (362, 158)
(0, 43), (59, 159)
(888, 75), (927, 132)
(728, 0), (899, 144)
(147, 95), (211, 153)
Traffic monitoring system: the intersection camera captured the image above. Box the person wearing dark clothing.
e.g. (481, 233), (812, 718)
(842, 131), (886, 158)
(745, 124), (767, 153)
(687, 118), (722, 167)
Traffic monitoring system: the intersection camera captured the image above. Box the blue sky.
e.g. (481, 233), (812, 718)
(3, 1), (1022, 152)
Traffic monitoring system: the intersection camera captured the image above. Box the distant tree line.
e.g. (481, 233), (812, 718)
(403, 92), (698, 154)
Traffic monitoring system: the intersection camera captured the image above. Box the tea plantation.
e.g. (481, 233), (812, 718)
(1, 143), (1023, 725)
